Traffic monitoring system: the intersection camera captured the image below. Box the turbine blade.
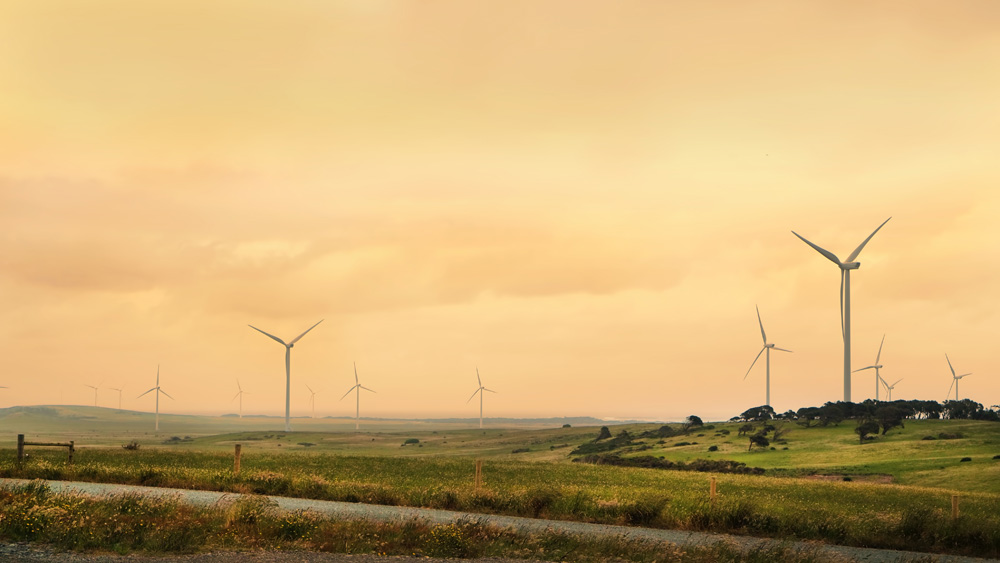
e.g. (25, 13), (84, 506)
(249, 325), (287, 346)
(477, 367), (482, 387)
(340, 386), (358, 401)
(744, 347), (766, 380)
(306, 384), (314, 394)
(891, 378), (903, 387)
(159, 389), (174, 400)
(853, 366), (875, 373)
(354, 362), (359, 385)
(289, 319), (323, 345)
(840, 270), (845, 341)
(237, 379), (242, 392)
(772, 347), (793, 353)
(755, 305), (767, 344)
(361, 386), (376, 393)
(946, 378), (955, 399)
(137, 388), (155, 398)
(946, 354), (956, 377)
(958, 373), (972, 378)
(483, 388), (497, 393)
(845, 217), (891, 263)
(792, 231), (842, 264)
(467, 388), (481, 403)
(232, 391), (241, 402)
(875, 334), (885, 364)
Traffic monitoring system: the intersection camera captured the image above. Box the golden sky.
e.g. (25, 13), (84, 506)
(1, 1), (998, 421)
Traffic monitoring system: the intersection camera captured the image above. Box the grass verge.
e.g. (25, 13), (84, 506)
(0, 480), (847, 563)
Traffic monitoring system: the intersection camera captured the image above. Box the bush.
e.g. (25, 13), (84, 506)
(938, 432), (964, 440)
(511, 448), (529, 454)
(708, 445), (718, 452)
(993, 454), (1000, 460)
(562, 423), (571, 428)
(673, 442), (691, 447)
(402, 438), (420, 445)
(922, 436), (937, 440)
(122, 441), (141, 451)
(621, 495), (669, 526)
(960, 457), (972, 462)
(423, 523), (475, 558)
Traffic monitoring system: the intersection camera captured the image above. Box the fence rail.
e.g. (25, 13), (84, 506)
(17, 434), (75, 465)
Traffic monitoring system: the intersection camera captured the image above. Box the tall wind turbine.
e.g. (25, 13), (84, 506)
(137, 365), (173, 431)
(108, 385), (125, 410)
(340, 362), (375, 430)
(853, 334), (887, 401)
(467, 367), (496, 429)
(792, 217), (891, 402)
(945, 354), (972, 401)
(884, 378), (903, 401)
(83, 381), (102, 407)
(305, 384), (321, 418)
(232, 379), (248, 419)
(248, 319), (323, 432)
(743, 306), (792, 407)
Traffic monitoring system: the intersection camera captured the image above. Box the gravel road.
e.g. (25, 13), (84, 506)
(0, 479), (991, 563)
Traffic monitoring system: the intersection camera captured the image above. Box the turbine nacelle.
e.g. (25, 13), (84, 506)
(839, 262), (861, 270)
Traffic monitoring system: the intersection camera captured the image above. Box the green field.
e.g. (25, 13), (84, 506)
(3, 405), (1000, 558)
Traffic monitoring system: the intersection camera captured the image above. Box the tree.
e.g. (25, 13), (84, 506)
(738, 424), (755, 436)
(796, 407), (821, 427)
(685, 415), (703, 427)
(740, 405), (775, 422)
(855, 420), (879, 444)
(772, 422), (790, 441)
(596, 426), (612, 440)
(748, 433), (770, 451)
(875, 406), (905, 435)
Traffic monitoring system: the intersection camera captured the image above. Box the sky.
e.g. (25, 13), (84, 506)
(1, 1), (998, 422)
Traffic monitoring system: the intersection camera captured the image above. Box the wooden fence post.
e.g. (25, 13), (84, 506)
(68, 441), (74, 465)
(710, 476), (717, 505)
(234, 444), (242, 474)
(17, 434), (24, 465)
(474, 459), (483, 491)
(952, 494), (959, 520)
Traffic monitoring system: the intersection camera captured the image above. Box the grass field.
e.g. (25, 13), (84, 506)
(2, 405), (1000, 558)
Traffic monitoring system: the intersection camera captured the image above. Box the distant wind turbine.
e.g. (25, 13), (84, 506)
(305, 384), (321, 418)
(743, 306), (791, 407)
(883, 378), (903, 401)
(232, 379), (248, 419)
(108, 385), (125, 410)
(792, 217), (891, 402)
(137, 365), (173, 431)
(340, 362), (375, 430)
(467, 367), (496, 429)
(83, 381), (103, 407)
(248, 319), (323, 432)
(853, 334), (887, 401)
(945, 354), (972, 401)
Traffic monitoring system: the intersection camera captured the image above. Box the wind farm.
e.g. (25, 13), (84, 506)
(2, 3), (1000, 561)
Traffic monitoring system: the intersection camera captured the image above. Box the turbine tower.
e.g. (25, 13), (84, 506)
(853, 334), (887, 401)
(744, 306), (792, 407)
(884, 378), (903, 401)
(108, 385), (124, 410)
(340, 362), (375, 430)
(83, 381), (102, 407)
(792, 217), (891, 402)
(248, 319), (323, 432)
(467, 367), (496, 429)
(305, 384), (321, 418)
(945, 354), (972, 401)
(137, 365), (173, 431)
(232, 379), (248, 419)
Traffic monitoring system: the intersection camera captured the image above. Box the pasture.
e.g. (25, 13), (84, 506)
(2, 405), (1000, 558)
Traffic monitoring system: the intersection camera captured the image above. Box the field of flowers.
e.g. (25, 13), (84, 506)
(2, 447), (999, 557)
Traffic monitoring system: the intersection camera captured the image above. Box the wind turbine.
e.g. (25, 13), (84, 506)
(743, 306), (792, 407)
(340, 362), (375, 430)
(305, 384), (321, 418)
(83, 381), (102, 407)
(883, 378), (903, 401)
(792, 217), (891, 402)
(232, 379), (248, 419)
(137, 365), (173, 432)
(248, 319), (323, 432)
(853, 334), (887, 401)
(108, 385), (125, 410)
(945, 354), (972, 401)
(467, 367), (496, 429)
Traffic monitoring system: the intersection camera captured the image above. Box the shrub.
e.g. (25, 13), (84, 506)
(402, 438), (419, 446)
(621, 495), (669, 526)
(673, 442), (691, 447)
(423, 523), (475, 558)
(938, 432), (964, 440)
(922, 436), (937, 440)
(960, 457), (972, 462)
(121, 441), (141, 451)
(562, 423), (571, 428)
(511, 448), (529, 454)
(993, 454), (1000, 460)
(708, 445), (718, 452)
